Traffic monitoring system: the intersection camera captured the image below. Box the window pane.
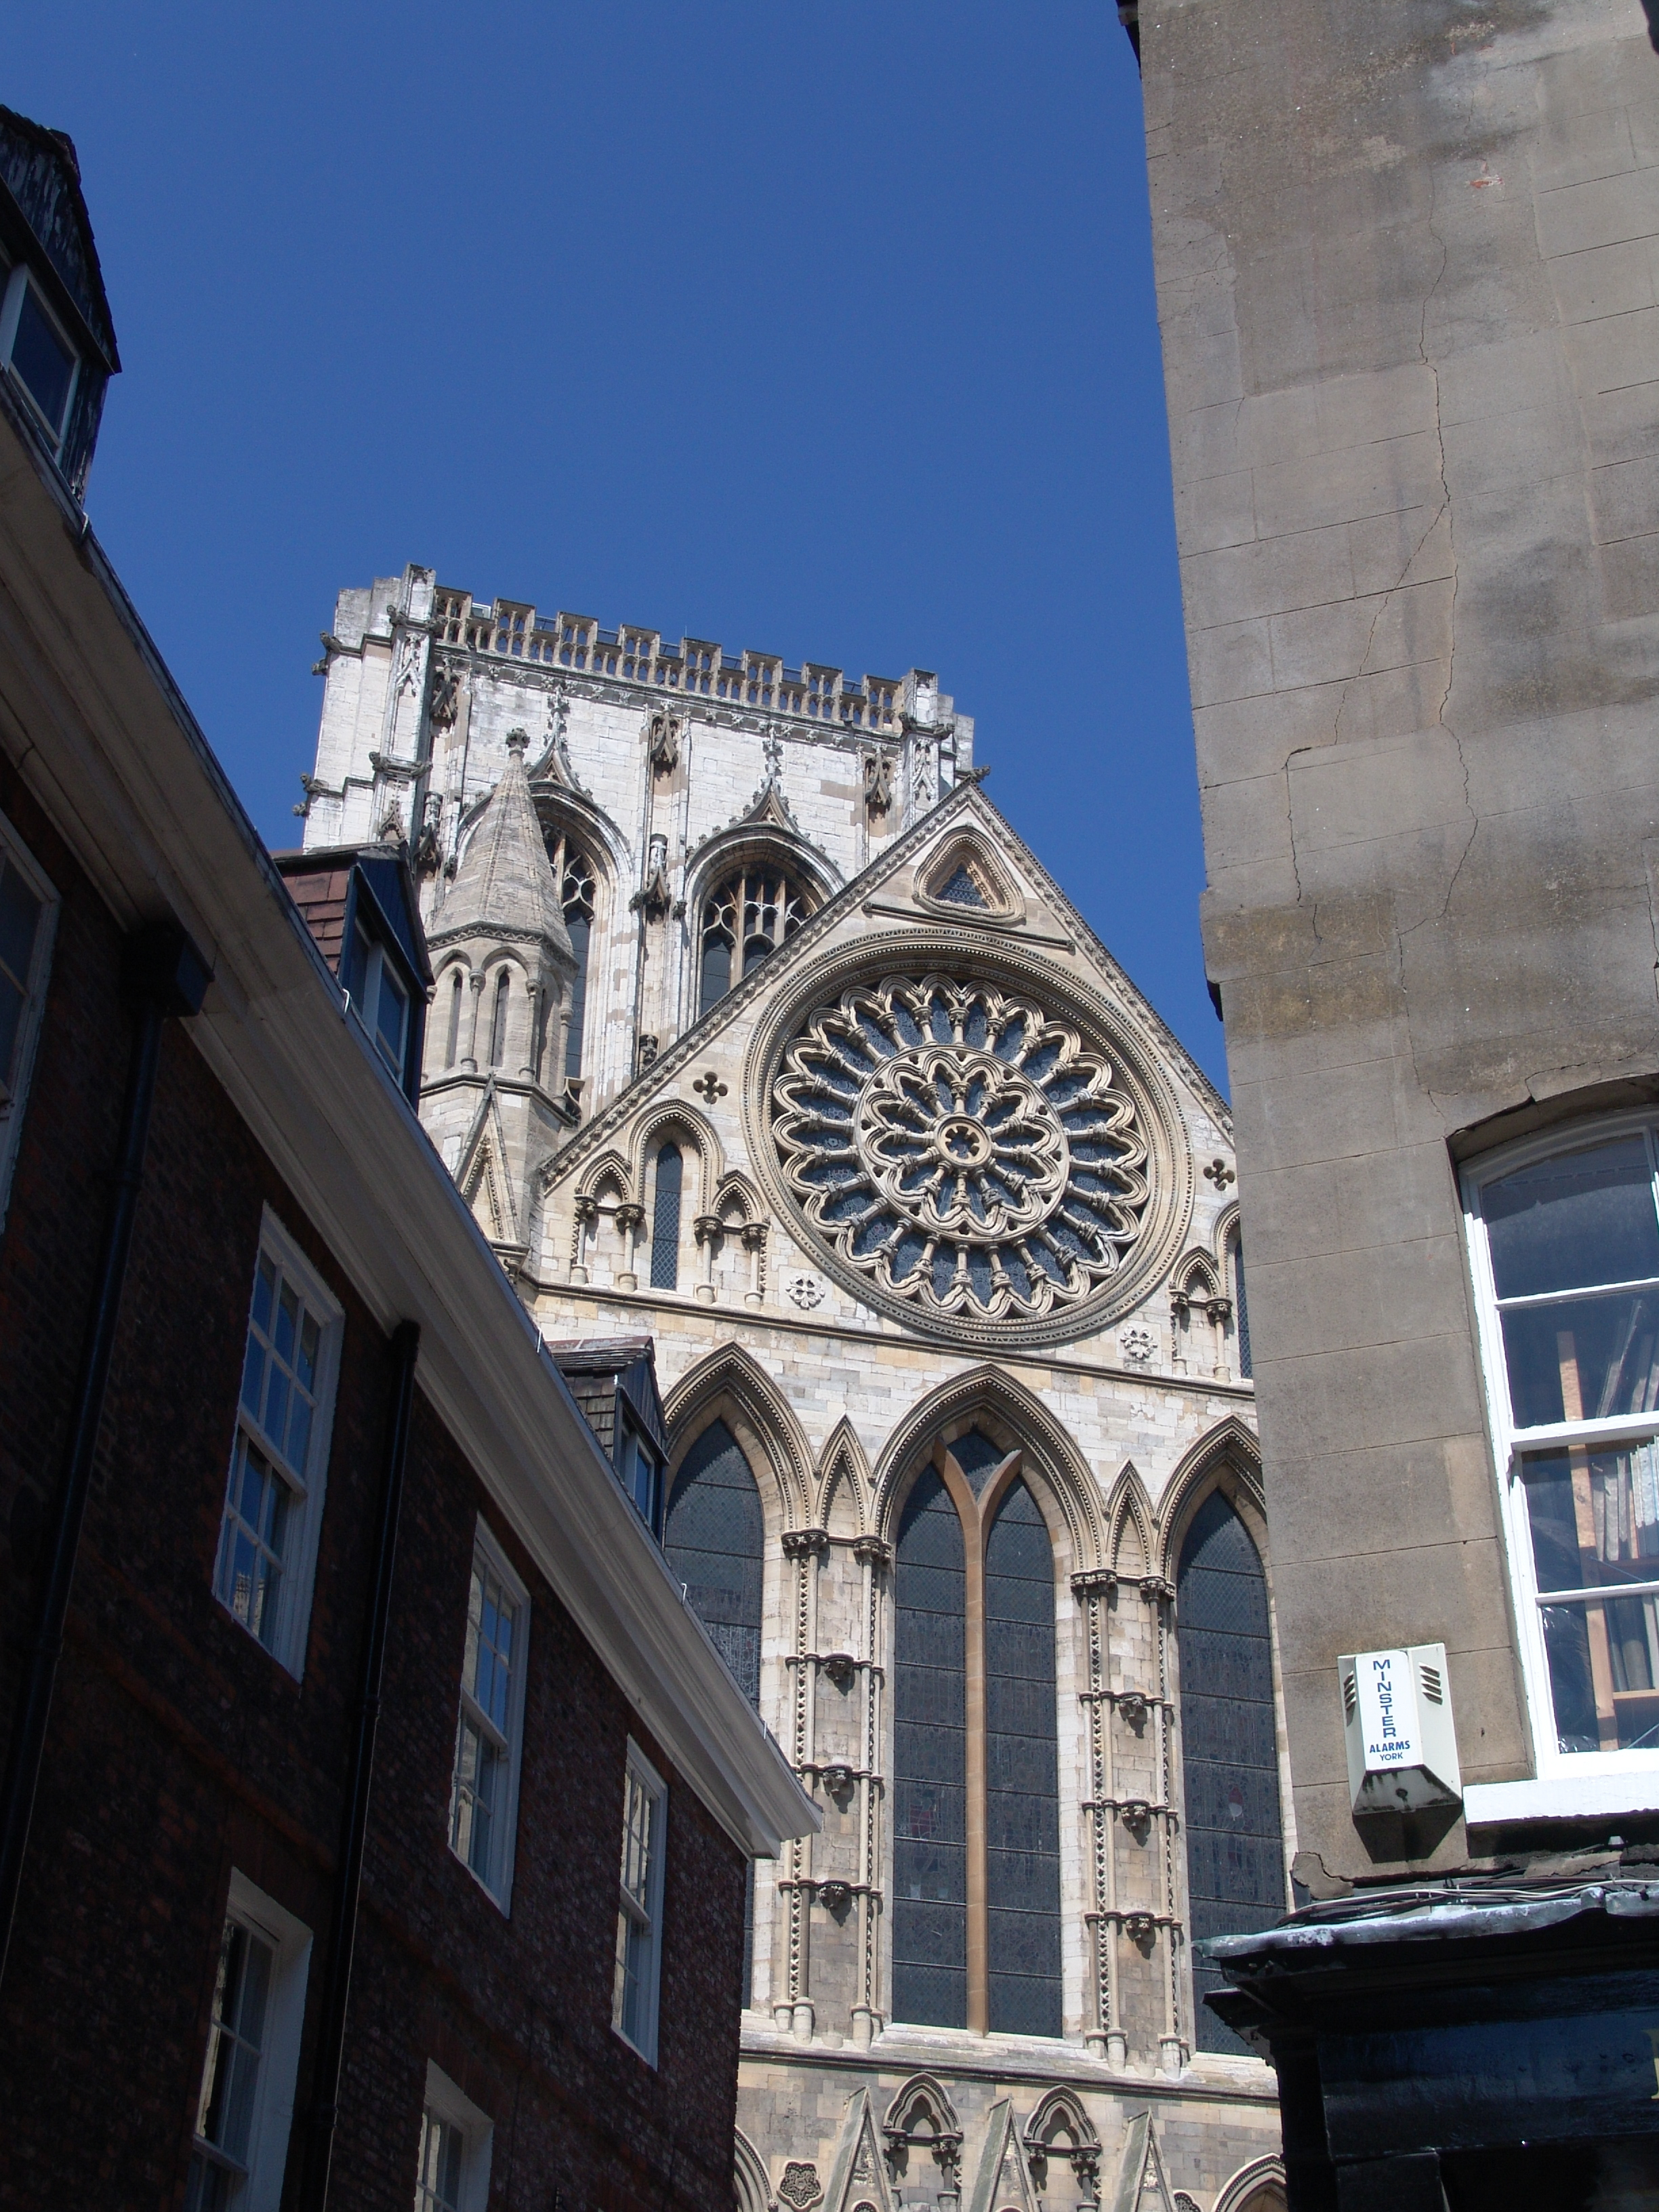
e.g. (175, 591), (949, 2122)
(1177, 1491), (1287, 2055)
(984, 1478), (1061, 2038)
(1500, 1291), (1659, 1427)
(0, 857), (41, 991)
(196, 1919), (274, 2168)
(1537, 1597), (1659, 1754)
(892, 1466), (966, 2029)
(0, 972), (24, 1096)
(416, 2110), (466, 2212)
(565, 909), (590, 1080)
(10, 283), (75, 437)
(449, 1713), (499, 1874)
(1486, 1136), (1659, 1299)
(1519, 1444), (1659, 1593)
(650, 1145), (682, 1290)
(216, 1434), (289, 1648)
(663, 1420), (763, 1705)
(375, 964), (408, 1067)
(620, 1766), (655, 1911)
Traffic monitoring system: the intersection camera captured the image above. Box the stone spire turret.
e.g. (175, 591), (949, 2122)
(434, 727), (572, 966)
(422, 729), (577, 1281)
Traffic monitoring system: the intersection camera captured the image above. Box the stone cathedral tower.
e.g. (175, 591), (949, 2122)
(302, 569), (1289, 2212)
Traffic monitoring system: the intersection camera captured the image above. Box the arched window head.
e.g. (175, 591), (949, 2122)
(559, 846), (597, 1083)
(699, 864), (807, 1015)
(1177, 1489), (1285, 2054)
(649, 1143), (683, 1290)
(444, 970), (463, 1069)
(892, 1428), (1061, 2036)
(489, 968), (510, 1067)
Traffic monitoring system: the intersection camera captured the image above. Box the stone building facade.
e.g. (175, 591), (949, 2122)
(1136, 0), (1659, 2192)
(302, 574), (1293, 2211)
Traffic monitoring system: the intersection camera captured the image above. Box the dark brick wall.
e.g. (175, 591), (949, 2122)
(0, 770), (747, 2212)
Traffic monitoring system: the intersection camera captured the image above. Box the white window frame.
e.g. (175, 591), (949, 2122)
(213, 1207), (344, 1679)
(414, 2061), (493, 2212)
(1462, 1108), (1659, 1786)
(611, 1740), (668, 2067)
(0, 809), (58, 1235)
(188, 1872), (312, 2212)
(0, 262), (80, 451)
(447, 1518), (529, 1912)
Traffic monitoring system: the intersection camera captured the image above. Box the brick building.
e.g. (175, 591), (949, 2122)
(0, 114), (812, 2212)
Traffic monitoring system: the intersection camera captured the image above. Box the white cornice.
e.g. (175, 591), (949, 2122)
(0, 409), (815, 1861)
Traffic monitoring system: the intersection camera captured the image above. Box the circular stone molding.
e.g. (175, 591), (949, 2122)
(768, 965), (1183, 1342)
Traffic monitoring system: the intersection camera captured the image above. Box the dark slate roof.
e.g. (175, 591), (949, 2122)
(0, 106), (117, 371)
(546, 1336), (668, 1461)
(272, 843), (434, 990)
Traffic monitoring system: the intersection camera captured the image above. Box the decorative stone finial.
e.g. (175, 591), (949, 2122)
(506, 726), (529, 756)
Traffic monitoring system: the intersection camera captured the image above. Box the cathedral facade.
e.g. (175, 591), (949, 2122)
(301, 569), (1288, 2212)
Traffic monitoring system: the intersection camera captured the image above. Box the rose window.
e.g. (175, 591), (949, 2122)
(773, 974), (1149, 1324)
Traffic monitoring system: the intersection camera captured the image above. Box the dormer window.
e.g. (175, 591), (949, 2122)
(1, 266), (78, 454)
(346, 918), (411, 1079)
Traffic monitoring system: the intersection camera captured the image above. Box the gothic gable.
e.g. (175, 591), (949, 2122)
(539, 783), (1232, 1352)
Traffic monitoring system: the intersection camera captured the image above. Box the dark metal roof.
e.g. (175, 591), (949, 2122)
(0, 105), (117, 371)
(1206, 1876), (1659, 1961)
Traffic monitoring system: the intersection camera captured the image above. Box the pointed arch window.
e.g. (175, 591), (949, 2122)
(699, 865), (806, 1016)
(892, 1429), (1062, 2036)
(1176, 1490), (1285, 2054)
(649, 1144), (683, 1290)
(1231, 1231), (1251, 1378)
(443, 970), (463, 1069)
(664, 1418), (764, 1997)
(488, 969), (509, 1068)
(552, 840), (596, 1083)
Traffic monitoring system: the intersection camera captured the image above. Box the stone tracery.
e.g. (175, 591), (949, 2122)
(773, 973), (1149, 1324)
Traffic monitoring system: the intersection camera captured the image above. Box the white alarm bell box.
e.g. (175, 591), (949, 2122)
(1339, 1643), (1462, 1815)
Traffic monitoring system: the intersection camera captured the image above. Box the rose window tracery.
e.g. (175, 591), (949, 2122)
(773, 974), (1149, 1324)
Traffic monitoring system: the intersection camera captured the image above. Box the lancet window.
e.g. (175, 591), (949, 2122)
(663, 1420), (764, 1994)
(892, 1428), (1062, 2037)
(488, 968), (509, 1068)
(649, 1145), (683, 1290)
(545, 834), (598, 1086)
(1176, 1490), (1285, 2053)
(699, 864), (806, 1016)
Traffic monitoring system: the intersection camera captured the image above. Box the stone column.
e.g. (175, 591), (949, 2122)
(851, 1534), (890, 2049)
(614, 1203), (644, 1292)
(463, 968), (485, 1071)
(741, 1221), (768, 1308)
(693, 1214), (722, 1305)
(1072, 1567), (1120, 2065)
(780, 1528), (829, 2041)
(570, 1193), (597, 1285)
(1145, 1573), (1187, 2076)
(1206, 1295), (1233, 1380)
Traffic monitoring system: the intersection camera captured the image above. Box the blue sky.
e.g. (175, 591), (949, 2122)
(10, 4), (1219, 1087)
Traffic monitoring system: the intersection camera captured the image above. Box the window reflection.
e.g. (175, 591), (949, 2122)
(1521, 1443), (1659, 1752)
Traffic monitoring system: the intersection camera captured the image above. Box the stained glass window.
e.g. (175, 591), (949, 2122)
(665, 1419), (763, 1994)
(650, 1145), (682, 1290)
(984, 1479), (1061, 2035)
(1177, 1492), (1286, 2054)
(892, 1466), (967, 2028)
